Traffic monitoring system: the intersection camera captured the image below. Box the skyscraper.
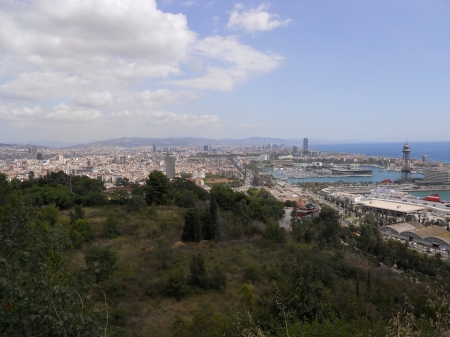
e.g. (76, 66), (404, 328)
(303, 138), (309, 153)
(292, 146), (299, 154)
(153, 143), (156, 153)
(166, 153), (175, 179)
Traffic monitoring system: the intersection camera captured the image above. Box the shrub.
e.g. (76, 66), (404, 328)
(206, 266), (227, 291)
(69, 205), (85, 224)
(126, 196), (146, 212)
(84, 246), (118, 283)
(82, 193), (109, 207)
(103, 215), (120, 238)
(264, 222), (286, 243)
(166, 268), (188, 301)
(155, 238), (173, 269)
(244, 265), (261, 283)
(70, 219), (94, 248)
(189, 254), (206, 288)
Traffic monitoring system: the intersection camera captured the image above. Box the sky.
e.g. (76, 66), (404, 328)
(0, 0), (449, 144)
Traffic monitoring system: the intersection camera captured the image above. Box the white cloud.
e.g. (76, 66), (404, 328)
(75, 91), (114, 108)
(134, 89), (199, 108)
(238, 122), (266, 129)
(0, 0), (195, 87)
(227, 3), (291, 33)
(171, 36), (283, 90)
(0, 104), (102, 122)
(0, 0), (284, 140)
(181, 0), (199, 6)
(111, 110), (221, 128)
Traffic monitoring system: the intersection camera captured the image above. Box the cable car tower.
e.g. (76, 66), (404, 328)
(400, 142), (412, 183)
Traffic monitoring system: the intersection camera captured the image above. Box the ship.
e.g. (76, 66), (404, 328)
(423, 194), (441, 202)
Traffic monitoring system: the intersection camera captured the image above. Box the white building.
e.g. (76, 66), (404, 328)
(423, 166), (450, 185)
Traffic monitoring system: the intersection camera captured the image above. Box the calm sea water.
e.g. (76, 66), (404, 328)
(282, 166), (422, 184)
(408, 191), (450, 203)
(315, 141), (450, 163)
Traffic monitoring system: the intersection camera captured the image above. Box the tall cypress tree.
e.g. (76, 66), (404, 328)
(182, 209), (200, 242)
(210, 196), (221, 241)
(201, 211), (214, 241)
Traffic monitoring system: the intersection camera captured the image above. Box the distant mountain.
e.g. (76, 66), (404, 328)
(64, 137), (349, 148)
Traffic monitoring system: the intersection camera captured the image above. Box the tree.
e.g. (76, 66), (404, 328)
(210, 196), (220, 241)
(109, 189), (129, 205)
(156, 238), (173, 269)
(103, 215), (120, 238)
(0, 195), (106, 336)
(145, 170), (171, 205)
(69, 205), (85, 223)
(182, 209), (201, 242)
(174, 189), (198, 208)
(166, 268), (187, 301)
(37, 204), (60, 226)
(189, 254), (206, 288)
(70, 219), (94, 248)
(84, 246), (118, 283)
(201, 210), (214, 241)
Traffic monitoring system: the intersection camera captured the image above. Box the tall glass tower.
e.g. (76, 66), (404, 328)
(166, 152), (176, 179)
(303, 138), (309, 153)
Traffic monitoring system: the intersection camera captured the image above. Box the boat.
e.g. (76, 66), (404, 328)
(424, 194), (441, 202)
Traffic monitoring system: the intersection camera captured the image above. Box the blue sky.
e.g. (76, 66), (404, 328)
(0, 0), (449, 143)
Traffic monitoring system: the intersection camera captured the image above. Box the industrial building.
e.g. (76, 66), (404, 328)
(380, 222), (450, 250)
(358, 199), (426, 217)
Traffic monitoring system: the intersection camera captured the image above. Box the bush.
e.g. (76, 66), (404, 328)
(206, 266), (227, 291)
(70, 218), (94, 248)
(156, 238), (173, 269)
(82, 193), (109, 207)
(244, 265), (261, 283)
(189, 254), (206, 288)
(126, 196), (146, 212)
(264, 222), (286, 243)
(166, 268), (188, 301)
(103, 215), (120, 238)
(84, 246), (118, 283)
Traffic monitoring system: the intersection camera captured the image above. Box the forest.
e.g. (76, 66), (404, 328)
(2, 171), (450, 336)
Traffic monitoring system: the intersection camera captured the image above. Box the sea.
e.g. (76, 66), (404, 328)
(315, 141), (450, 164)
(280, 166), (423, 184)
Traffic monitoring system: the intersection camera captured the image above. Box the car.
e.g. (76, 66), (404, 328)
(440, 247), (447, 251)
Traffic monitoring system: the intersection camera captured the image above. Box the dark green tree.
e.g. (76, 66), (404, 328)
(70, 218), (94, 248)
(69, 205), (85, 223)
(201, 210), (214, 241)
(103, 214), (120, 238)
(210, 196), (220, 241)
(189, 254), (206, 288)
(182, 209), (201, 242)
(145, 170), (171, 205)
(156, 238), (173, 269)
(174, 189), (198, 208)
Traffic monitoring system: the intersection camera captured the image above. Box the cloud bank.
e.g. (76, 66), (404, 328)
(0, 0), (284, 141)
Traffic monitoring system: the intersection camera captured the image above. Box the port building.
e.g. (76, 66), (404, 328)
(380, 222), (450, 250)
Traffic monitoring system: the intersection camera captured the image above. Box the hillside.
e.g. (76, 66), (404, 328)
(2, 171), (450, 336)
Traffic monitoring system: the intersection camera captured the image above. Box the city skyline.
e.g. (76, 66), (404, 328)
(1, 1), (449, 143)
